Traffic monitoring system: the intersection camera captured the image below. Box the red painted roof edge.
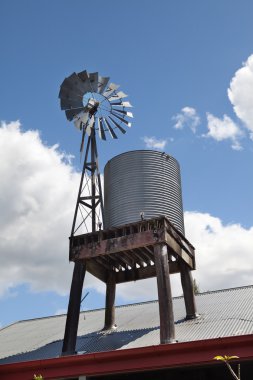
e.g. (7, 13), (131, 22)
(0, 334), (253, 380)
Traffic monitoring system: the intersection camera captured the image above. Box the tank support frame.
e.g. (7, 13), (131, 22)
(65, 216), (197, 351)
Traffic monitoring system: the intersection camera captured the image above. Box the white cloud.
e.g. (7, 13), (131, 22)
(143, 136), (167, 150)
(203, 54), (253, 149)
(228, 54), (253, 134)
(0, 121), (102, 297)
(204, 113), (243, 150)
(116, 212), (253, 300)
(172, 54), (253, 150)
(184, 211), (253, 291)
(172, 106), (200, 133)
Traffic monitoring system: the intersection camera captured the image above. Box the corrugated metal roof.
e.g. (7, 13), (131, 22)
(0, 285), (253, 364)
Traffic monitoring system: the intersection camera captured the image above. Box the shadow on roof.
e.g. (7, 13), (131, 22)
(0, 327), (159, 365)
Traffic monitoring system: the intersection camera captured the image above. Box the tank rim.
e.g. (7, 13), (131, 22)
(105, 149), (179, 167)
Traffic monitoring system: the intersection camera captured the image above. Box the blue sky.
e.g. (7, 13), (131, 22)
(1, 0), (253, 328)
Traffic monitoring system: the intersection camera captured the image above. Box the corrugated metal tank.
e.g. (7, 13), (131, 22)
(104, 150), (185, 234)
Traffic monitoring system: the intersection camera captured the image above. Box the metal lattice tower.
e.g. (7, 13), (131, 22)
(58, 70), (133, 355)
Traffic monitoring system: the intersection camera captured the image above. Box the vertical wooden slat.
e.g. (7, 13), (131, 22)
(104, 270), (116, 330)
(154, 243), (175, 344)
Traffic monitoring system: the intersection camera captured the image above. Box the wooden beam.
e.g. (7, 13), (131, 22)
(145, 246), (154, 255)
(154, 244), (175, 344)
(179, 260), (198, 319)
(114, 253), (133, 269)
(135, 247), (152, 265)
(106, 254), (124, 271)
(165, 232), (193, 268)
(126, 250), (145, 267)
(112, 254), (129, 270)
(62, 261), (86, 355)
(71, 229), (165, 260)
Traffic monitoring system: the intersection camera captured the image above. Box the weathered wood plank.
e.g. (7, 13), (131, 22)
(112, 254), (129, 269)
(106, 255), (126, 270)
(122, 250), (137, 267)
(71, 230), (193, 270)
(126, 250), (145, 267)
(71, 229), (165, 260)
(135, 247), (152, 265)
(114, 253), (133, 269)
(165, 232), (193, 268)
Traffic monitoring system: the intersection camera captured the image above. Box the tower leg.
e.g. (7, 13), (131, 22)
(104, 270), (116, 330)
(154, 243), (175, 344)
(179, 260), (197, 319)
(62, 261), (86, 355)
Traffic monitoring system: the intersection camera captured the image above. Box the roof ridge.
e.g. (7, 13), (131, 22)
(2, 284), (252, 327)
(194, 284), (253, 296)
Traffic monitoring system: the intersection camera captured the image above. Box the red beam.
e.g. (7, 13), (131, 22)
(0, 335), (252, 380)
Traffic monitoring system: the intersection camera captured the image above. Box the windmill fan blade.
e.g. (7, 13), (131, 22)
(102, 83), (120, 98)
(60, 73), (84, 96)
(60, 98), (83, 110)
(111, 109), (134, 118)
(98, 118), (106, 140)
(108, 116), (126, 134)
(71, 72), (90, 94)
(65, 107), (85, 121)
(88, 72), (99, 93)
(109, 101), (133, 108)
(103, 118), (118, 139)
(108, 91), (128, 100)
(59, 86), (83, 102)
(98, 76), (110, 94)
(111, 113), (132, 127)
(78, 70), (89, 82)
(77, 70), (92, 93)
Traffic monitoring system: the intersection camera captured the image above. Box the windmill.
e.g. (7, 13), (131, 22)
(58, 70), (133, 355)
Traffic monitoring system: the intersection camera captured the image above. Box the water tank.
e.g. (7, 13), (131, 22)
(104, 150), (185, 234)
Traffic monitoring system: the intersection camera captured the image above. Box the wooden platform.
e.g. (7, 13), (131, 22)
(69, 216), (195, 284)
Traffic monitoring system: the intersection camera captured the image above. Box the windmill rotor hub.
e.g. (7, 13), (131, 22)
(87, 99), (100, 117)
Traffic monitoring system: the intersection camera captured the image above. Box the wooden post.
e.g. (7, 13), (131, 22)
(179, 260), (197, 319)
(104, 270), (116, 330)
(154, 243), (175, 344)
(62, 261), (86, 355)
